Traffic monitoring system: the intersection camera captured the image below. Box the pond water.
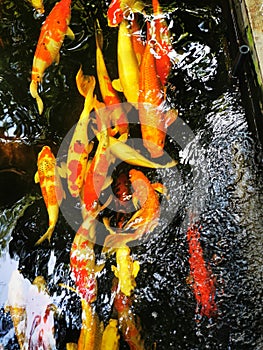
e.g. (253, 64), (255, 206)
(0, 0), (262, 349)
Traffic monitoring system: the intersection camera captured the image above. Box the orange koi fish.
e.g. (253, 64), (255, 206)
(95, 23), (129, 135)
(30, 0), (74, 115)
(34, 146), (64, 245)
(139, 23), (177, 158)
(104, 169), (164, 248)
(67, 70), (96, 197)
(113, 284), (145, 350)
(151, 0), (174, 87)
(101, 319), (120, 350)
(112, 20), (140, 104)
(186, 224), (217, 318)
(107, 0), (145, 27)
(131, 14), (145, 67)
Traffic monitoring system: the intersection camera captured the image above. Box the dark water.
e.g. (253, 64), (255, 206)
(0, 0), (262, 349)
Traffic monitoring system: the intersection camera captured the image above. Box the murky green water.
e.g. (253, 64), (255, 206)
(0, 0), (262, 349)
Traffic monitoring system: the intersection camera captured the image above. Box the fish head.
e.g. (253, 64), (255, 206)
(107, 0), (124, 27)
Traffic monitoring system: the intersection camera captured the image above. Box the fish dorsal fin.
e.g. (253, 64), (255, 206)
(112, 79), (123, 92)
(66, 26), (75, 40)
(34, 171), (39, 183)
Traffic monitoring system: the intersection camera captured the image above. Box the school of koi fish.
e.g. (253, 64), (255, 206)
(5, 0), (218, 348)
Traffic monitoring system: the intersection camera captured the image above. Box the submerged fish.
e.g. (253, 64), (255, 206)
(107, 0), (145, 27)
(186, 224), (217, 318)
(104, 169), (165, 248)
(34, 146), (65, 245)
(29, 0), (74, 114)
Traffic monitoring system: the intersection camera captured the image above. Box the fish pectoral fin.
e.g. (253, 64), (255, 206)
(34, 171), (39, 183)
(35, 225), (55, 245)
(66, 26), (75, 40)
(111, 265), (118, 278)
(165, 108), (178, 127)
(132, 195), (140, 210)
(102, 176), (113, 191)
(152, 182), (167, 195)
(76, 67), (96, 98)
(57, 162), (67, 179)
(132, 260), (140, 278)
(112, 79), (123, 92)
(54, 52), (60, 65)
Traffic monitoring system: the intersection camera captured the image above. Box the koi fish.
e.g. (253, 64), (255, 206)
(103, 218), (140, 296)
(67, 70), (96, 197)
(113, 284), (145, 350)
(27, 0), (45, 14)
(131, 14), (145, 67)
(186, 224), (217, 318)
(29, 0), (74, 115)
(34, 146), (65, 245)
(139, 23), (178, 158)
(113, 172), (133, 228)
(77, 299), (103, 350)
(104, 169), (165, 248)
(108, 135), (178, 168)
(112, 20), (140, 104)
(151, 0), (174, 87)
(95, 23), (129, 135)
(70, 215), (100, 303)
(107, 0), (145, 27)
(101, 319), (120, 350)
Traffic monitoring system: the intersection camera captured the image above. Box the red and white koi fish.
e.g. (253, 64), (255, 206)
(95, 23), (129, 135)
(34, 146), (64, 245)
(30, 0), (74, 115)
(113, 281), (145, 350)
(186, 224), (217, 318)
(107, 0), (145, 27)
(104, 169), (165, 248)
(138, 23), (177, 158)
(67, 70), (96, 197)
(112, 20), (140, 104)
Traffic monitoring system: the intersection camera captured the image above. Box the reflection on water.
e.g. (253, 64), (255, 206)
(0, 0), (262, 349)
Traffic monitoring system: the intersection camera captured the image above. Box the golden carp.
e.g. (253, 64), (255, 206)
(100, 319), (120, 350)
(30, 0), (74, 114)
(112, 20), (140, 104)
(34, 146), (64, 245)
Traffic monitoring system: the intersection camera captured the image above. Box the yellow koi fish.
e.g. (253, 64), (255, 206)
(27, 0), (45, 14)
(100, 319), (120, 350)
(34, 146), (64, 245)
(30, 0), (74, 114)
(67, 70), (96, 197)
(77, 299), (103, 350)
(103, 218), (140, 296)
(112, 20), (140, 104)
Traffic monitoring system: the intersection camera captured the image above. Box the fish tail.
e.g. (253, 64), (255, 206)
(35, 225), (55, 245)
(30, 80), (44, 115)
